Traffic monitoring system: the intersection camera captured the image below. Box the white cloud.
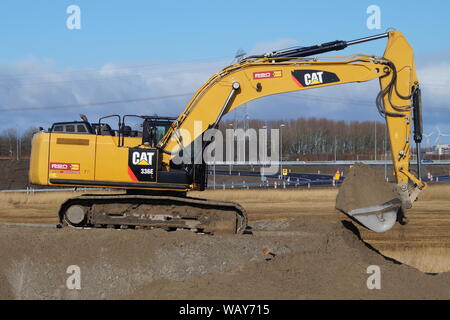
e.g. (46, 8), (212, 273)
(1, 53), (450, 144)
(0, 59), (227, 130)
(417, 62), (450, 110)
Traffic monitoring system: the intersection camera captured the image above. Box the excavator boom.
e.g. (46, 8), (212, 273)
(156, 30), (425, 232)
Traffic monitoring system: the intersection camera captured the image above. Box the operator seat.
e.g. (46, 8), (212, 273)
(99, 123), (114, 136)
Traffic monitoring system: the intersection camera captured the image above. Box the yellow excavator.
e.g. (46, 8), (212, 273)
(29, 30), (426, 234)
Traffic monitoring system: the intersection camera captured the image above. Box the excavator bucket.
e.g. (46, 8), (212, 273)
(336, 163), (402, 233)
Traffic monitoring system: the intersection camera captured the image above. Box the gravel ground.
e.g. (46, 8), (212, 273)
(0, 215), (448, 300)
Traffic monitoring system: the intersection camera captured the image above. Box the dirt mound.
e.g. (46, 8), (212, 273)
(0, 273), (14, 299)
(0, 224), (301, 299)
(0, 215), (448, 300)
(336, 162), (399, 213)
(130, 218), (450, 300)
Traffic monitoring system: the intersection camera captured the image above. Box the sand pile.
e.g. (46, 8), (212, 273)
(336, 162), (399, 213)
(0, 215), (448, 300)
(0, 225), (301, 299)
(129, 218), (450, 300)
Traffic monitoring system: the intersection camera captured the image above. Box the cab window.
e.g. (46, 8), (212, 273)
(51, 123), (92, 134)
(154, 126), (168, 143)
(77, 124), (87, 133)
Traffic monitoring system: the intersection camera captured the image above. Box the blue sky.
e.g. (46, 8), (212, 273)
(0, 0), (450, 141)
(0, 0), (448, 66)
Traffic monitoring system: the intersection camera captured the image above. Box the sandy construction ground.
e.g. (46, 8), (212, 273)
(0, 185), (449, 299)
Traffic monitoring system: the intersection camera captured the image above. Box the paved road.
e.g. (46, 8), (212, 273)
(207, 169), (450, 189)
(208, 160), (450, 166)
(208, 169), (333, 182)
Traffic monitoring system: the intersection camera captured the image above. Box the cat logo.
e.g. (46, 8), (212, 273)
(132, 151), (154, 166)
(291, 70), (340, 88)
(304, 72), (324, 86)
(128, 148), (158, 182)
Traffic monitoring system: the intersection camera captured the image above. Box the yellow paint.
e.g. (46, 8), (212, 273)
(29, 132), (50, 185)
(94, 135), (131, 182)
(137, 159), (150, 165)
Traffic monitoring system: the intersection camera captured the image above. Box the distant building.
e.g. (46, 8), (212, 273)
(427, 144), (450, 155)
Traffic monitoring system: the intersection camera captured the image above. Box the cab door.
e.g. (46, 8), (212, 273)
(94, 134), (130, 182)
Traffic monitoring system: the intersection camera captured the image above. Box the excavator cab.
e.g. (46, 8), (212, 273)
(140, 116), (175, 147)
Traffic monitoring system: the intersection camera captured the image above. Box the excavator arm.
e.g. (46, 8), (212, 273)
(379, 31), (426, 210)
(158, 30), (426, 232)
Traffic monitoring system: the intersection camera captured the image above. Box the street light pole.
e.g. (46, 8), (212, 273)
(384, 125), (387, 180)
(374, 121), (377, 161)
(16, 128), (19, 161)
(334, 136), (337, 163)
(213, 151), (216, 189)
(261, 125), (267, 181)
(280, 124), (285, 179)
(228, 123), (233, 175)
(262, 125), (267, 166)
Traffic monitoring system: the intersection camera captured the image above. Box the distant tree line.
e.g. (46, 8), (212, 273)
(218, 118), (390, 161)
(0, 118), (390, 161)
(0, 127), (38, 159)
